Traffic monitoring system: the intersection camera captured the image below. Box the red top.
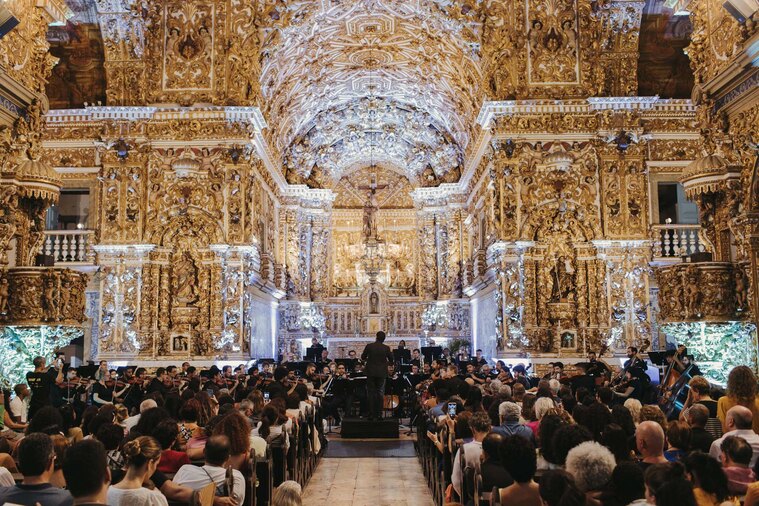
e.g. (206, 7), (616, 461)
(157, 449), (191, 473)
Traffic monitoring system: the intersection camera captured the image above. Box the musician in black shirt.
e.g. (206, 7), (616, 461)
(26, 356), (63, 418)
(411, 349), (421, 368)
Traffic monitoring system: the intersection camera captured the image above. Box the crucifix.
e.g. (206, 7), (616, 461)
(357, 172), (388, 240)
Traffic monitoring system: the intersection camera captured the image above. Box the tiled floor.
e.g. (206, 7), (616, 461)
(302, 456), (436, 506)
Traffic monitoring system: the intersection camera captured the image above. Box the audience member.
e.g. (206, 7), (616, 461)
(601, 461), (646, 506)
(0, 432), (73, 506)
(644, 462), (697, 506)
(451, 411), (490, 497)
(664, 421), (691, 462)
(553, 424), (593, 467)
(682, 452), (731, 506)
(61, 439), (111, 506)
(152, 419), (190, 473)
(623, 398), (642, 425)
(479, 432), (513, 492)
(173, 434), (245, 506)
(499, 435), (542, 506)
(717, 366), (759, 434)
(124, 399), (158, 432)
(107, 436), (168, 506)
(565, 441), (616, 505)
(538, 469), (585, 506)
(687, 404), (717, 453)
(719, 435), (755, 495)
(635, 421), (667, 471)
(709, 405), (759, 467)
(272, 480), (302, 506)
(493, 401), (534, 442)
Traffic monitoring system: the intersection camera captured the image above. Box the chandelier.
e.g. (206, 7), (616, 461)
(362, 237), (387, 286)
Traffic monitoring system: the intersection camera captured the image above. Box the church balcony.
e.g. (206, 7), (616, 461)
(42, 230), (96, 267)
(650, 224), (705, 264)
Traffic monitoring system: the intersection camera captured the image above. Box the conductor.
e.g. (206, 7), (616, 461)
(361, 331), (394, 421)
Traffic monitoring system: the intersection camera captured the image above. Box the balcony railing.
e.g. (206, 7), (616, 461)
(651, 224), (705, 260)
(43, 230), (96, 264)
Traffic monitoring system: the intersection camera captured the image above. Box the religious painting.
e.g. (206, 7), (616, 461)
(637, 1), (694, 98)
(46, 0), (107, 108)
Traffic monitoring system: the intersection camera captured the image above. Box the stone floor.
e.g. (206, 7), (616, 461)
(301, 456), (436, 506)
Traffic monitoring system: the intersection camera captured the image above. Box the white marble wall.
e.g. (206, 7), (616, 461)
(247, 295), (277, 359)
(472, 287), (498, 360)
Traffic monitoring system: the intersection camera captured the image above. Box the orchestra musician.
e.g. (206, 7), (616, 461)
(26, 355), (64, 418)
(542, 362), (566, 381)
(439, 348), (453, 366)
(147, 367), (169, 396)
(623, 346), (648, 372)
(586, 351), (611, 380)
(611, 367), (646, 402)
(322, 362), (353, 425)
(471, 349), (487, 368)
(511, 365), (531, 390)
(319, 349), (332, 364)
(92, 370), (129, 406)
(411, 349), (421, 368)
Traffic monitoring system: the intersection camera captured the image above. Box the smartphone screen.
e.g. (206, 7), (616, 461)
(264, 391), (270, 401)
(206, 388), (214, 396)
(447, 402), (457, 418)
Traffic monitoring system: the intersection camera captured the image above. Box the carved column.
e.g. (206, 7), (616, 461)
(417, 212), (439, 300)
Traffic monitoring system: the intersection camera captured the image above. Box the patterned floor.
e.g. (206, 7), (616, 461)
(301, 455), (435, 506)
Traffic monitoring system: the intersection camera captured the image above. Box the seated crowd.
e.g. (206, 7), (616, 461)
(419, 364), (759, 506)
(0, 359), (325, 506)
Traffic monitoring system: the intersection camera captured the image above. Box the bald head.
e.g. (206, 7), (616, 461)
(727, 405), (753, 430)
(139, 399), (157, 413)
(636, 420), (665, 458)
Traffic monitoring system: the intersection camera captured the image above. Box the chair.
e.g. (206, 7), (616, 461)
(193, 482), (216, 506)
(490, 486), (501, 506)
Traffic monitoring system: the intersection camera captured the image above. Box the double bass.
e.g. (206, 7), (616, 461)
(658, 345), (692, 418)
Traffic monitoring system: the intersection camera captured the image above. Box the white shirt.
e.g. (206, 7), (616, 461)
(107, 486), (169, 506)
(451, 440), (483, 496)
(0, 466), (14, 487)
(124, 414), (141, 432)
(710, 429), (759, 467)
(173, 464), (245, 506)
(9, 396), (27, 423)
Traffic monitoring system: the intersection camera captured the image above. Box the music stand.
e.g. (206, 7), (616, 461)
(335, 358), (358, 371)
(393, 348), (411, 364)
(647, 352), (668, 367)
(421, 346), (442, 364)
(305, 347), (322, 363)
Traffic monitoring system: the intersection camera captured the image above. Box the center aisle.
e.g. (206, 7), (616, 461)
(301, 441), (435, 506)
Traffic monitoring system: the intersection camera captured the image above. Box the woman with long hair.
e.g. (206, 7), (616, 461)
(718, 366), (759, 433)
(644, 462), (696, 506)
(682, 452), (732, 506)
(107, 435), (168, 506)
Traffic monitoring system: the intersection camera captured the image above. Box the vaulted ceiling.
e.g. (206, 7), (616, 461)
(43, 0), (699, 188)
(258, 0), (483, 187)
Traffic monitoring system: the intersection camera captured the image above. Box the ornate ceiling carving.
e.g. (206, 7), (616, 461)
(332, 164), (414, 209)
(257, 0), (484, 170)
(284, 97), (462, 188)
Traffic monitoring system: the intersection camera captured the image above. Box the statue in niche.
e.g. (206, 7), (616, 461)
(0, 277), (9, 314)
(735, 269), (748, 311)
(172, 251), (198, 305)
(369, 291), (379, 314)
(549, 256), (575, 302)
